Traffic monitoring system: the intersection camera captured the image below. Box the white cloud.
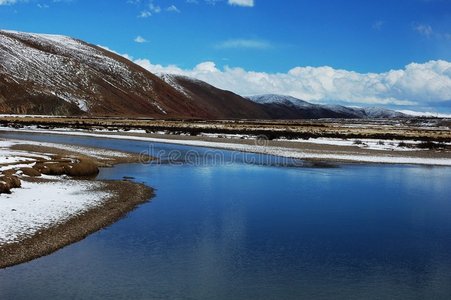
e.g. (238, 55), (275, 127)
(194, 61), (219, 73)
(137, 1), (161, 17)
(134, 35), (148, 43)
(372, 20), (385, 31)
(134, 59), (451, 107)
(149, 1), (161, 13)
(414, 24), (434, 37)
(413, 23), (451, 40)
(96, 46), (451, 107)
(0, 0), (75, 6)
(138, 10), (152, 18)
(166, 4), (180, 12)
(215, 38), (271, 49)
(0, 0), (18, 5)
(398, 110), (451, 118)
(228, 0), (254, 7)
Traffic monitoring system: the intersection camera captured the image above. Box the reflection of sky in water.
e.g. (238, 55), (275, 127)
(0, 132), (451, 299)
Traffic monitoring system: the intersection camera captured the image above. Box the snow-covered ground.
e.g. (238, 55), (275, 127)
(199, 134), (444, 152)
(0, 138), (129, 161)
(1, 127), (450, 166)
(0, 114), (66, 118)
(16, 140), (130, 159)
(0, 139), (52, 165)
(0, 138), (123, 246)
(0, 180), (109, 244)
(275, 137), (448, 151)
(0, 149), (48, 165)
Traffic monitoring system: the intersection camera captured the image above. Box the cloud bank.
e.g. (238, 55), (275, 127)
(133, 58), (451, 107)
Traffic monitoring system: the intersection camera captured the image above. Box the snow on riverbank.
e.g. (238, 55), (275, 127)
(0, 145), (51, 164)
(16, 140), (130, 159)
(0, 137), (127, 246)
(1, 127), (451, 166)
(276, 137), (444, 151)
(0, 138), (130, 161)
(0, 180), (109, 244)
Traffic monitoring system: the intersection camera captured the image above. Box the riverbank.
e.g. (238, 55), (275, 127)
(0, 139), (154, 269)
(1, 126), (450, 166)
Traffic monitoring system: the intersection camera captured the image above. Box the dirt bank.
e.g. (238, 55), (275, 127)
(0, 139), (154, 269)
(0, 180), (153, 269)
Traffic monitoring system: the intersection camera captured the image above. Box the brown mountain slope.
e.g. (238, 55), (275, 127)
(0, 30), (265, 119)
(160, 74), (270, 119)
(0, 30), (404, 120)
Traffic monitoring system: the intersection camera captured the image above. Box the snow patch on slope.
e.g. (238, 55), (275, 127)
(248, 94), (315, 108)
(0, 30), (156, 112)
(249, 94), (406, 118)
(159, 74), (191, 98)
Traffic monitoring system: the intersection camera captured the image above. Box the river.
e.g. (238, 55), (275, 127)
(1, 132), (451, 299)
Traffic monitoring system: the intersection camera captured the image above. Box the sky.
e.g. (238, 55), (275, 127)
(1, 0), (451, 113)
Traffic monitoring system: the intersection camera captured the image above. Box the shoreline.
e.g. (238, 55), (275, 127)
(1, 125), (450, 268)
(0, 180), (153, 269)
(0, 139), (154, 269)
(1, 127), (451, 166)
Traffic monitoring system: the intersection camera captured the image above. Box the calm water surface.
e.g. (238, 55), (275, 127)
(0, 132), (451, 299)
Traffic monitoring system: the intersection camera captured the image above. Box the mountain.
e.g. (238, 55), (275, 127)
(0, 30), (265, 119)
(0, 30), (189, 117)
(248, 94), (354, 119)
(248, 94), (406, 119)
(246, 94), (315, 108)
(159, 74), (269, 119)
(361, 107), (406, 118)
(0, 30), (406, 120)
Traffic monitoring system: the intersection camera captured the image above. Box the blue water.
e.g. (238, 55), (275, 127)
(1, 132), (451, 299)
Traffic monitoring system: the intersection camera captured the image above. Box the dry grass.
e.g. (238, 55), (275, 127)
(1, 116), (450, 142)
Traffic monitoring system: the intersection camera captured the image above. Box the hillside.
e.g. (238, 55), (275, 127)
(0, 30), (264, 119)
(248, 94), (406, 119)
(159, 74), (269, 119)
(0, 30), (407, 120)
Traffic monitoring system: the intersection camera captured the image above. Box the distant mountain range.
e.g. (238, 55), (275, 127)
(0, 30), (406, 120)
(247, 94), (406, 119)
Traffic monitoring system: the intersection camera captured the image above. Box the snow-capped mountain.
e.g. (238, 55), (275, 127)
(248, 94), (406, 119)
(361, 107), (406, 118)
(248, 94), (315, 108)
(0, 30), (271, 118)
(0, 30), (266, 118)
(0, 31), (198, 115)
(0, 30), (196, 116)
(0, 30), (407, 119)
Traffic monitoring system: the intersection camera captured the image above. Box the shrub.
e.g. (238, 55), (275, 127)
(67, 159), (99, 177)
(0, 181), (11, 194)
(417, 141), (447, 150)
(20, 167), (42, 177)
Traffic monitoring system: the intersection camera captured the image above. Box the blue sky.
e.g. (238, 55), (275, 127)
(1, 0), (451, 113)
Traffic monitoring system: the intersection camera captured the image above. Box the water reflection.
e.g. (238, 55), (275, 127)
(0, 132), (450, 299)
